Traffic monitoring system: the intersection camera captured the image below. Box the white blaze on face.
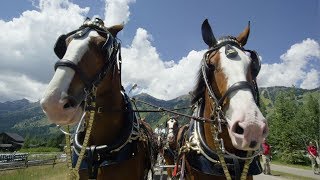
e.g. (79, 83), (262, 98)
(167, 119), (177, 141)
(219, 46), (254, 112)
(218, 46), (267, 150)
(40, 30), (100, 125)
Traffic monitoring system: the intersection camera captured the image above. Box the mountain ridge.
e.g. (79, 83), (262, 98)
(0, 86), (318, 138)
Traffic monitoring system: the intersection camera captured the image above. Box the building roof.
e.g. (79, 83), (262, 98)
(0, 132), (25, 142)
(0, 144), (13, 148)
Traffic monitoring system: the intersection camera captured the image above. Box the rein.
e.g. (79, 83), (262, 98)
(65, 86), (98, 180)
(131, 98), (214, 123)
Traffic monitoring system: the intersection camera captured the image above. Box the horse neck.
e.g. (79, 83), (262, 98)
(203, 92), (235, 153)
(168, 139), (177, 150)
(168, 129), (178, 150)
(89, 69), (126, 145)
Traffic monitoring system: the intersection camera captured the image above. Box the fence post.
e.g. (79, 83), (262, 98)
(25, 154), (28, 168)
(52, 156), (57, 168)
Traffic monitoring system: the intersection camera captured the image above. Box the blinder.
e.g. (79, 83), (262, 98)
(245, 50), (261, 79)
(54, 34), (69, 59)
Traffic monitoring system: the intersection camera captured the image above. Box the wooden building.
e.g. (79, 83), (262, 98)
(0, 132), (24, 152)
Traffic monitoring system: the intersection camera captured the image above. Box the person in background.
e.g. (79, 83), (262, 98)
(262, 139), (272, 175)
(307, 141), (320, 174)
(160, 123), (166, 136)
(154, 124), (160, 135)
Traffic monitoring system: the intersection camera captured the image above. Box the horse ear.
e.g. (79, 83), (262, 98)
(237, 21), (250, 46)
(201, 19), (217, 47)
(108, 24), (124, 37)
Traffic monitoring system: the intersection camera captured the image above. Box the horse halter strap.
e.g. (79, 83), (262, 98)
(54, 18), (121, 92)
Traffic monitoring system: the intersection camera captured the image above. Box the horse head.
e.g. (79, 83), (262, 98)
(166, 117), (179, 148)
(193, 19), (268, 151)
(40, 18), (124, 125)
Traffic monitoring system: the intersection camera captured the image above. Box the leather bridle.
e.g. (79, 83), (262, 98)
(54, 20), (121, 94)
(199, 38), (261, 156)
(201, 38), (259, 113)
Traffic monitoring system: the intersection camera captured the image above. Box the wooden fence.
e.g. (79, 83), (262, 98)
(0, 153), (63, 171)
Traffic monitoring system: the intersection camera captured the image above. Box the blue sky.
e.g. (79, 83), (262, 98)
(0, 0), (319, 101)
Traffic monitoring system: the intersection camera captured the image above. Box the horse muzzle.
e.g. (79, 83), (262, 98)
(228, 118), (268, 151)
(40, 89), (83, 125)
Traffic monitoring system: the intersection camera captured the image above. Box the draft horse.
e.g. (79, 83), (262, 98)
(41, 18), (156, 179)
(163, 117), (188, 178)
(179, 19), (268, 180)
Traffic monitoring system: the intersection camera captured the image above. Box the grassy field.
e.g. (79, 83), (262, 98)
(0, 159), (315, 179)
(0, 162), (68, 180)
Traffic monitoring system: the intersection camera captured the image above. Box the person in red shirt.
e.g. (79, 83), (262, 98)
(307, 141), (319, 174)
(261, 139), (272, 175)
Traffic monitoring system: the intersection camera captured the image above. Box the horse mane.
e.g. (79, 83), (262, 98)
(191, 62), (213, 104)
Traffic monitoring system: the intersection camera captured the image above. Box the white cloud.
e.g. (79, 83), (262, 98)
(0, 0), (139, 102)
(121, 28), (205, 100)
(0, 0), (319, 103)
(258, 38), (320, 89)
(0, 0), (89, 83)
(104, 0), (136, 26)
(0, 0), (90, 102)
(0, 73), (47, 102)
(300, 69), (320, 89)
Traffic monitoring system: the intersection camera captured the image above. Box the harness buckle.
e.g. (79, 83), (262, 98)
(219, 138), (226, 153)
(97, 107), (103, 113)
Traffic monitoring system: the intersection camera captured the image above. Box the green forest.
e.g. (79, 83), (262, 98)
(260, 87), (319, 165)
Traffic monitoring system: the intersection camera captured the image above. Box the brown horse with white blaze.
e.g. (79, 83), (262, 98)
(163, 117), (179, 178)
(180, 19), (268, 180)
(40, 18), (155, 180)
(163, 117), (189, 178)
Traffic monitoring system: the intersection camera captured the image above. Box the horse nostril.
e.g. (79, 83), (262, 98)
(63, 102), (71, 109)
(63, 98), (77, 109)
(234, 122), (244, 135)
(249, 141), (257, 148)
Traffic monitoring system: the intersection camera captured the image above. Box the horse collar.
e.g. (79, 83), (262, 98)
(184, 103), (263, 178)
(70, 91), (148, 180)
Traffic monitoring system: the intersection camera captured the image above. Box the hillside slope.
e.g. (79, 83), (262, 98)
(0, 86), (318, 138)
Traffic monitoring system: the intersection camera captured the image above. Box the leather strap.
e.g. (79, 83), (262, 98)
(218, 81), (255, 106)
(54, 59), (92, 88)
